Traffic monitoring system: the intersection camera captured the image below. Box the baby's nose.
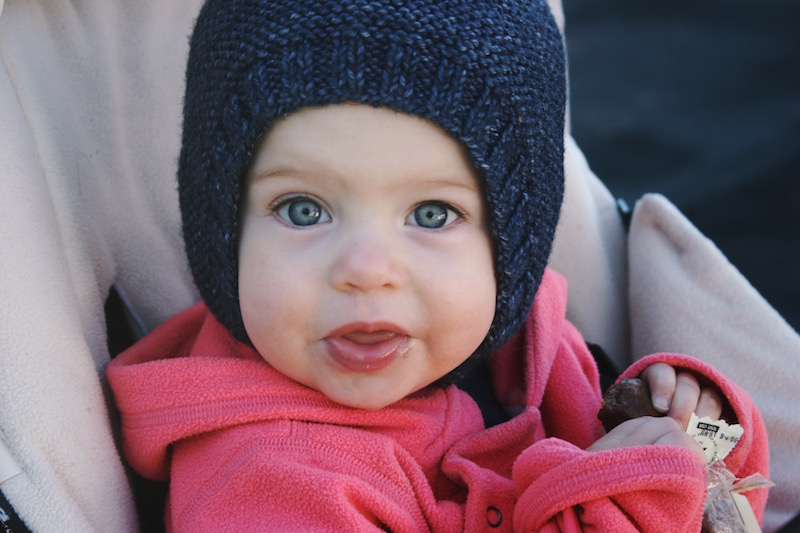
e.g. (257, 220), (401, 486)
(329, 231), (405, 293)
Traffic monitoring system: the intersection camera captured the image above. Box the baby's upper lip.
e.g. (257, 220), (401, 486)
(326, 322), (409, 342)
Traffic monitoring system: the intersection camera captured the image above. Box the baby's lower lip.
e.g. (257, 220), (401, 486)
(324, 332), (410, 373)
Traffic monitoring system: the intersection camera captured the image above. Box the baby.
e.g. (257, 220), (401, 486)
(107, 0), (769, 531)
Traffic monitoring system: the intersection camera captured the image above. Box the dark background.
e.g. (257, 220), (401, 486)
(564, 0), (800, 332)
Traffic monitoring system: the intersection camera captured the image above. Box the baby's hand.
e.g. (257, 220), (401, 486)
(589, 363), (724, 462)
(640, 363), (723, 430)
(588, 416), (707, 463)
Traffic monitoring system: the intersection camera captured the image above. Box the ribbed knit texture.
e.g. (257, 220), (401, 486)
(178, 0), (566, 382)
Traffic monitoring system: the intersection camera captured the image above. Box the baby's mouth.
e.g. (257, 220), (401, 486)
(324, 326), (412, 373)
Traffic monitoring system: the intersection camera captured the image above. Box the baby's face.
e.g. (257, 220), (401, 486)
(238, 104), (496, 410)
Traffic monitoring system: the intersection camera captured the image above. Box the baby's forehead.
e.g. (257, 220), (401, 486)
(246, 104), (483, 190)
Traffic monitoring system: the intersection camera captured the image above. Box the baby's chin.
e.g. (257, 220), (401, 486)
(316, 377), (434, 411)
(323, 388), (412, 411)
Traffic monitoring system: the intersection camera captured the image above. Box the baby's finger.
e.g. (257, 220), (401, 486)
(589, 416), (676, 452)
(641, 363), (676, 413)
(622, 416), (683, 446)
(668, 372), (701, 429)
(653, 427), (707, 464)
(695, 386), (723, 421)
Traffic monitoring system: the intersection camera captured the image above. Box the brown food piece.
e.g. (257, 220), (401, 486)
(701, 514), (714, 533)
(598, 378), (661, 432)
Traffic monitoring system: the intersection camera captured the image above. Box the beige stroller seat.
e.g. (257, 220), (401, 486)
(1, 0), (798, 531)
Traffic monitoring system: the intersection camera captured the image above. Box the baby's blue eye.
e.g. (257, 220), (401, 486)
(409, 202), (458, 229)
(276, 198), (331, 226)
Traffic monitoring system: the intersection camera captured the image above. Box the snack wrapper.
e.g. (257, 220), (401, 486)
(687, 414), (773, 533)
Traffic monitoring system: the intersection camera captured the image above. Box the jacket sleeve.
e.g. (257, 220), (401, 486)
(512, 437), (707, 532)
(510, 352), (770, 532)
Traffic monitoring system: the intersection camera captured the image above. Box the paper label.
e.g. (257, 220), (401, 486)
(687, 413), (744, 466)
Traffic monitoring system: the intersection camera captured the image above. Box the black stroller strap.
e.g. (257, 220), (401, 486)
(0, 491), (30, 533)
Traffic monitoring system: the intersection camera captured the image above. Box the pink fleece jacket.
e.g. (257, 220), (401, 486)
(107, 269), (769, 532)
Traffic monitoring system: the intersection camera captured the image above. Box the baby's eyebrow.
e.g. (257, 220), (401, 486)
(415, 177), (480, 191)
(248, 166), (313, 185)
(249, 166), (480, 195)
(399, 176), (484, 201)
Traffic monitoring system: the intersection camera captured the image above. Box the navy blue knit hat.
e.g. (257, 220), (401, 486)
(178, 0), (566, 382)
